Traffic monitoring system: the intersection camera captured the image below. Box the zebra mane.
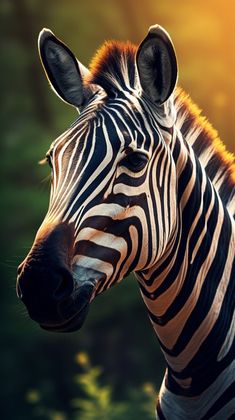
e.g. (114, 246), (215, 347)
(87, 42), (235, 215)
(87, 41), (137, 94)
(174, 87), (235, 216)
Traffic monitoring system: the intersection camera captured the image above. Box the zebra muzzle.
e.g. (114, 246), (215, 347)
(16, 222), (97, 332)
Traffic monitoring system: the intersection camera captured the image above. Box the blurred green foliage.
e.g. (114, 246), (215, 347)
(1, 0), (235, 419)
(25, 352), (157, 420)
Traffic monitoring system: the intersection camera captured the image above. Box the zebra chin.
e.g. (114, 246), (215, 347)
(38, 281), (95, 333)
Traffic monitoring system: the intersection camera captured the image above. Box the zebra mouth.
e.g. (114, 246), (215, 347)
(40, 303), (89, 332)
(37, 265), (103, 333)
(40, 281), (95, 333)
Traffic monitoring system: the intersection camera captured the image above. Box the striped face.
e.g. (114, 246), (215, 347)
(17, 25), (178, 332)
(46, 92), (177, 289)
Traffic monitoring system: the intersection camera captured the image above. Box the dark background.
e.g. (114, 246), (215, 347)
(1, 0), (235, 419)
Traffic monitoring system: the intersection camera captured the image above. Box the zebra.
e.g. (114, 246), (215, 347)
(16, 25), (235, 419)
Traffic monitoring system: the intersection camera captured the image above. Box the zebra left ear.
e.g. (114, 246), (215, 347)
(136, 25), (178, 105)
(38, 28), (97, 109)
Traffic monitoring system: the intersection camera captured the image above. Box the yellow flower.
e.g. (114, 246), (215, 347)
(142, 382), (155, 396)
(25, 389), (41, 404)
(50, 411), (66, 420)
(75, 352), (89, 366)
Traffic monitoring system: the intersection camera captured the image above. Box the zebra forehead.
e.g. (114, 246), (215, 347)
(86, 40), (138, 95)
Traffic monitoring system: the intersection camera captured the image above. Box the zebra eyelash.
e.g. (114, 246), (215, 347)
(39, 152), (53, 167)
(39, 157), (47, 166)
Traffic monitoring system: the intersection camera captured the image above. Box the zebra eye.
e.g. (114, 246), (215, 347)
(121, 152), (148, 173)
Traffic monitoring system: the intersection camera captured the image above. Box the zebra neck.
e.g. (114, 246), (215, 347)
(138, 134), (235, 396)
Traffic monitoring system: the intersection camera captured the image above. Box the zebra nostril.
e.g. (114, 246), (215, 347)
(53, 268), (74, 301)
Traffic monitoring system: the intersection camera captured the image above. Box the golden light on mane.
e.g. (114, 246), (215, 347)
(176, 87), (235, 185)
(88, 40), (137, 76)
(86, 40), (137, 94)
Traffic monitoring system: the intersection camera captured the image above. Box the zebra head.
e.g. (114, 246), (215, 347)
(17, 25), (178, 332)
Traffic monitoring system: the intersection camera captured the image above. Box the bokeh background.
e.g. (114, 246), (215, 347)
(1, 0), (235, 419)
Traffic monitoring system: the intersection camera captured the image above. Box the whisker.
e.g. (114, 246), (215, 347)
(40, 174), (51, 185)
(0, 261), (18, 269)
(14, 303), (28, 317)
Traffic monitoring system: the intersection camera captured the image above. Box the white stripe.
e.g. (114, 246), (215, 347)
(158, 360), (235, 419)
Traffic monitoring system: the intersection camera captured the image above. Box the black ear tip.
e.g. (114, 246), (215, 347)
(148, 24), (166, 33)
(38, 28), (55, 49)
(148, 25), (173, 43)
(149, 24), (162, 33)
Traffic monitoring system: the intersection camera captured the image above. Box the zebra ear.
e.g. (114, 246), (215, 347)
(38, 28), (94, 109)
(136, 25), (178, 105)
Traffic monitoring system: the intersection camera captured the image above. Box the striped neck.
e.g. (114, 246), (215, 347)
(137, 126), (235, 397)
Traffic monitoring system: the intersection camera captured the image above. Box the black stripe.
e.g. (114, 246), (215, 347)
(75, 240), (120, 266)
(201, 381), (235, 419)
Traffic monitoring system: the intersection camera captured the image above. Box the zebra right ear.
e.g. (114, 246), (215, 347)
(38, 28), (96, 110)
(136, 25), (178, 105)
